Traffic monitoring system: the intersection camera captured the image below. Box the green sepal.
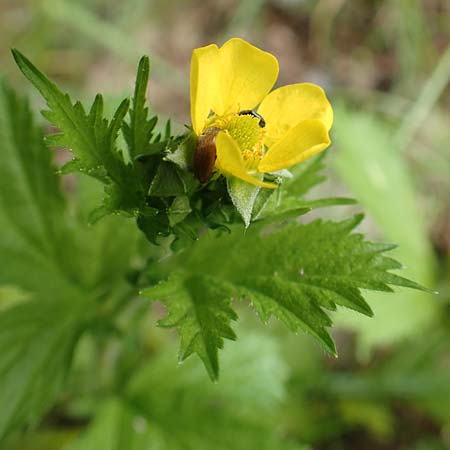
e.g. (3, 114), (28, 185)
(226, 177), (261, 227)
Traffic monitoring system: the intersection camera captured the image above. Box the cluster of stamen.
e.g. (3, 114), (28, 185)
(210, 111), (266, 168)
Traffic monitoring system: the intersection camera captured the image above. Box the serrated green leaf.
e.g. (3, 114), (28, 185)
(142, 274), (238, 380)
(0, 81), (139, 438)
(12, 49), (103, 170)
(12, 49), (145, 217)
(0, 80), (73, 283)
(0, 81), (65, 258)
(122, 56), (158, 159)
(239, 277), (336, 355)
(148, 214), (428, 377)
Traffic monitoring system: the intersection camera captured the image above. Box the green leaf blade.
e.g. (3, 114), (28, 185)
(12, 49), (101, 169)
(0, 294), (89, 439)
(13, 50), (147, 217)
(125, 55), (158, 159)
(151, 213), (428, 376)
(0, 80), (139, 439)
(142, 274), (238, 380)
(240, 277), (337, 356)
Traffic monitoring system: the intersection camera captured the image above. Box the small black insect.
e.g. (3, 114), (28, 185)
(238, 110), (266, 128)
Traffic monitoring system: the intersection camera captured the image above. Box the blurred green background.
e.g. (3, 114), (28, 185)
(1, 0), (450, 449)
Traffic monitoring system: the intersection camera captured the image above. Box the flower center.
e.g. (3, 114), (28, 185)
(210, 112), (266, 167)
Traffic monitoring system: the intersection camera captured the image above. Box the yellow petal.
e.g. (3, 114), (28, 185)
(213, 38), (279, 116)
(216, 132), (276, 189)
(190, 44), (220, 135)
(258, 83), (333, 146)
(258, 119), (330, 173)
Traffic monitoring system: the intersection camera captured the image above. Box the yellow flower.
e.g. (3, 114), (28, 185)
(190, 38), (333, 189)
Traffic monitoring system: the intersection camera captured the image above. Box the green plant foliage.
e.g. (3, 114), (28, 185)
(0, 295), (87, 439)
(8, 51), (427, 387)
(122, 55), (158, 160)
(143, 214), (425, 379)
(0, 80), (138, 439)
(0, 81), (85, 437)
(0, 81), (64, 263)
(227, 177), (262, 227)
(66, 398), (149, 450)
(12, 49), (151, 222)
(2, 3), (450, 449)
(332, 105), (438, 352)
(67, 332), (302, 450)
(12, 50), (238, 244)
(252, 152), (356, 224)
(143, 274), (238, 380)
(11, 50), (355, 247)
(284, 151), (328, 197)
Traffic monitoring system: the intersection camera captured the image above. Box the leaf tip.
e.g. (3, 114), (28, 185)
(138, 55), (150, 71)
(208, 367), (219, 382)
(11, 48), (32, 75)
(11, 48), (21, 60)
(353, 213), (365, 226)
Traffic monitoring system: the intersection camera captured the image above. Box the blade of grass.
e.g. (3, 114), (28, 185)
(394, 42), (450, 152)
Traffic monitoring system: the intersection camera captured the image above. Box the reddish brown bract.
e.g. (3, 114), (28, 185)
(193, 127), (220, 183)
